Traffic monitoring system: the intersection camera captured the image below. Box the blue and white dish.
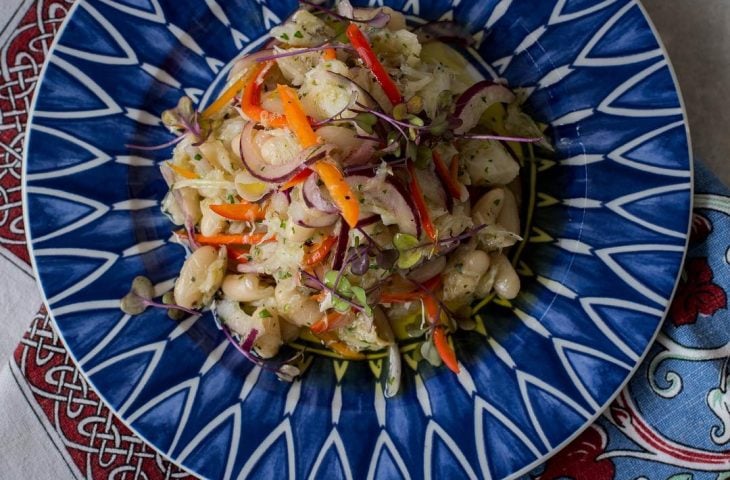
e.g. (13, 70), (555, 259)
(23, 0), (692, 479)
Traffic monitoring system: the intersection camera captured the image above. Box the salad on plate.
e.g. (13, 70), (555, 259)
(122, 0), (551, 394)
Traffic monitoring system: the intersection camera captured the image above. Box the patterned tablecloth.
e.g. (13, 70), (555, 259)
(1, 1), (729, 479)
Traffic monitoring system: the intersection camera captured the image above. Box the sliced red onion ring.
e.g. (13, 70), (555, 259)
(454, 81), (515, 135)
(356, 215), (379, 228)
(332, 221), (351, 270)
(289, 187), (339, 228)
(255, 44), (353, 63)
(239, 122), (331, 183)
(302, 172), (338, 213)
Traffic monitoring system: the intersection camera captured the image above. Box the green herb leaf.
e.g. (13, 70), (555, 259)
(351, 286), (367, 307)
(259, 308), (272, 318)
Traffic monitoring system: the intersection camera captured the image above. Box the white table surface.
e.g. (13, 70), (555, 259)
(642, 0), (730, 186)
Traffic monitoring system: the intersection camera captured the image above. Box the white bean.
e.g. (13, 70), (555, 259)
(491, 253), (520, 300)
(215, 300), (282, 359)
(221, 273), (274, 302)
(174, 246), (226, 308)
(251, 307), (283, 358)
(274, 279), (321, 326)
(442, 247), (491, 306)
(472, 188), (505, 226)
(496, 188), (521, 236)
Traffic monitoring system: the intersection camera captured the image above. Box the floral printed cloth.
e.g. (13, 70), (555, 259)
(530, 161), (730, 480)
(1, 1), (730, 479)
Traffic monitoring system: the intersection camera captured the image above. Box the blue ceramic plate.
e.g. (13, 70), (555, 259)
(23, 1), (692, 479)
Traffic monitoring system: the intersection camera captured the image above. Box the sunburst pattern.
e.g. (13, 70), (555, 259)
(24, 0), (691, 479)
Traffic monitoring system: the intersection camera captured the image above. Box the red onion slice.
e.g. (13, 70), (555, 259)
(454, 81), (515, 135)
(239, 122), (331, 183)
(302, 172), (338, 213)
(331, 221), (351, 270)
(289, 187), (339, 228)
(228, 48), (275, 81)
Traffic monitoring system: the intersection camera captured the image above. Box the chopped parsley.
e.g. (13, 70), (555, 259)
(259, 309), (272, 318)
(280, 33), (289, 40)
(294, 30), (303, 38)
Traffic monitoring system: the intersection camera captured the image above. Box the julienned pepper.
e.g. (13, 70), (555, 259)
(433, 326), (459, 373)
(303, 235), (337, 266)
(346, 23), (402, 105)
(311, 161), (360, 228)
(241, 62), (288, 128)
(407, 162), (437, 242)
(277, 84), (320, 148)
(209, 202), (266, 221)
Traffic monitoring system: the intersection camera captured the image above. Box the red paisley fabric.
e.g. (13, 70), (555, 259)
(535, 425), (615, 480)
(669, 257), (727, 326)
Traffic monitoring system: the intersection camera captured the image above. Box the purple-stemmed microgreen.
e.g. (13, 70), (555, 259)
(255, 43), (354, 63)
(220, 325), (301, 381)
(300, 270), (368, 315)
(120, 276), (200, 318)
(457, 133), (542, 143)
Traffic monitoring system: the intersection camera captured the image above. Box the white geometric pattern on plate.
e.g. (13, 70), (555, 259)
(23, 0), (691, 479)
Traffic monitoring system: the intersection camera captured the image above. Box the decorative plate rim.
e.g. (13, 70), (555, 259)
(20, 1), (694, 478)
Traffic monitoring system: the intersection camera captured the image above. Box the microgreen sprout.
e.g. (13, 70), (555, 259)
(120, 276), (200, 318)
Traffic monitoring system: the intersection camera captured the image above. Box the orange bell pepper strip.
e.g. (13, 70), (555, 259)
(241, 62), (288, 128)
(433, 151), (464, 201)
(209, 202), (266, 221)
(277, 84), (320, 148)
(168, 163), (198, 179)
(310, 311), (348, 334)
(407, 162), (437, 242)
(279, 169), (313, 191)
(201, 76), (247, 119)
(433, 326), (459, 373)
(322, 48), (337, 61)
(311, 161), (360, 228)
(346, 23), (402, 105)
(303, 235), (337, 266)
(315, 331), (366, 359)
(192, 232), (273, 246)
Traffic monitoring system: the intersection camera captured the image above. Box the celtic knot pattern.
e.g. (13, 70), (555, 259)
(14, 307), (195, 480)
(0, 0), (74, 264)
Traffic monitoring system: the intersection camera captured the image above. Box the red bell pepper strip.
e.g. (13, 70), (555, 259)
(304, 235), (337, 266)
(433, 326), (459, 373)
(346, 23), (402, 105)
(241, 62), (288, 128)
(407, 162), (437, 242)
(433, 151), (464, 201)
